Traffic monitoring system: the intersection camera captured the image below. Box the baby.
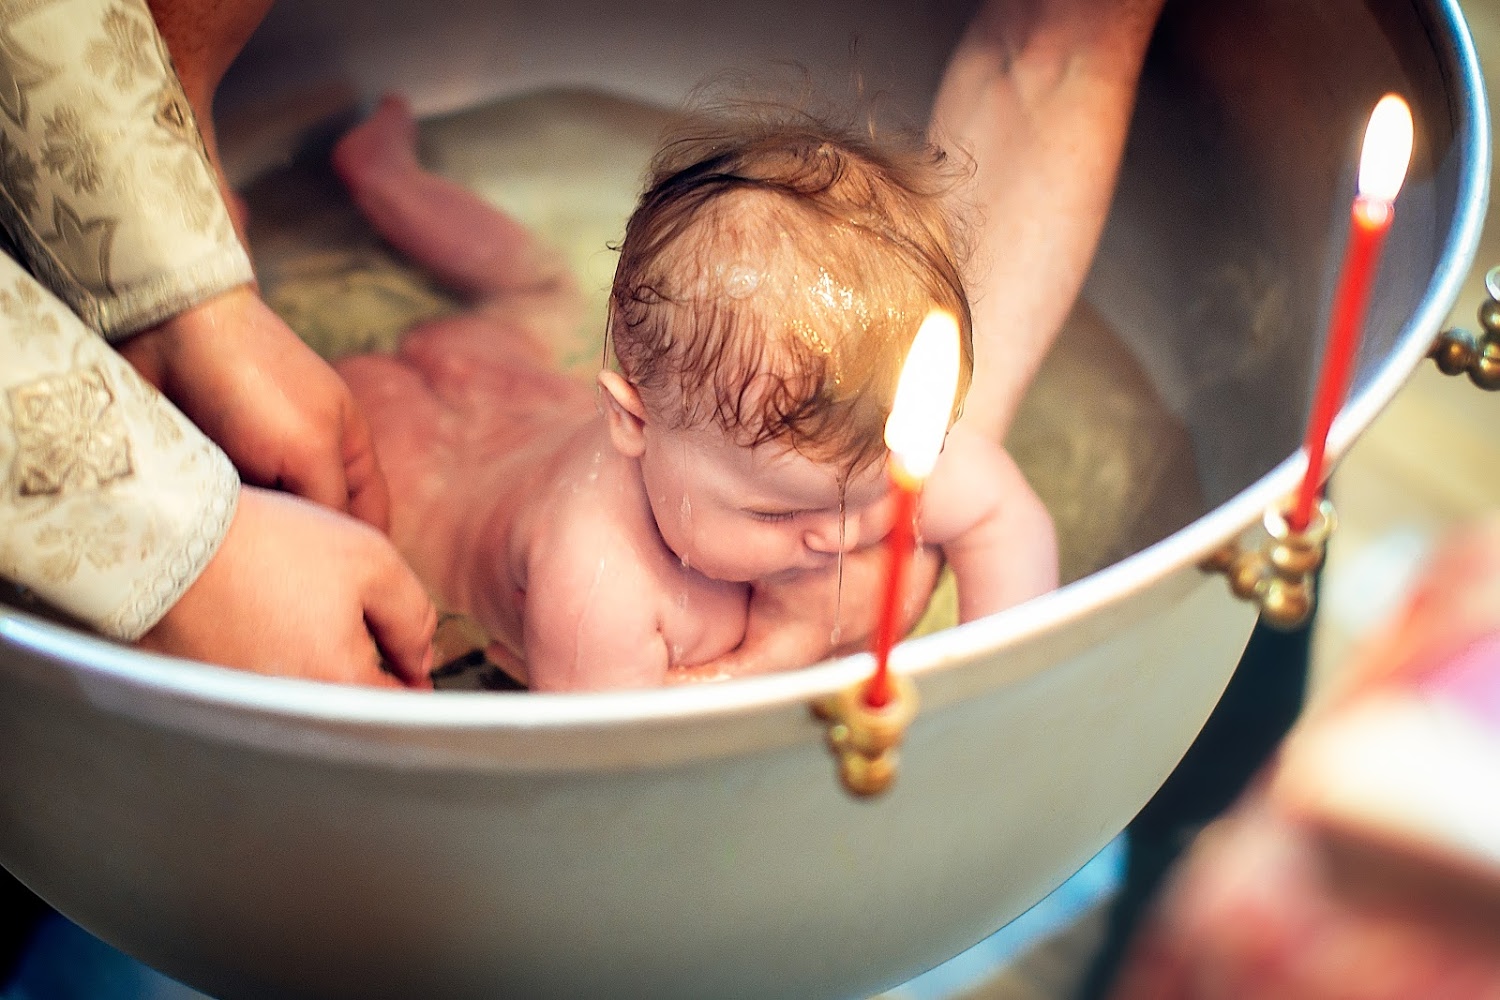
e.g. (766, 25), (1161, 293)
(334, 95), (1058, 691)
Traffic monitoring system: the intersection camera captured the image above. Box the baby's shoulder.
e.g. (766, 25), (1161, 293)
(522, 477), (665, 604)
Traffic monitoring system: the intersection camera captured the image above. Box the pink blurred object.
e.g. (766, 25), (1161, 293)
(1274, 630), (1500, 900)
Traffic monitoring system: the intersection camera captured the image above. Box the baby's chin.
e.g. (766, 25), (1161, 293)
(681, 549), (835, 585)
(757, 561), (838, 585)
(688, 557), (798, 585)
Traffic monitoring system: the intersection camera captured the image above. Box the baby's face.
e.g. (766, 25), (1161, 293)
(636, 422), (895, 584)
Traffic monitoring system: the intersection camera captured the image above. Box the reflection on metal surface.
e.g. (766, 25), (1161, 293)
(1203, 498), (1336, 630)
(1430, 265), (1500, 389)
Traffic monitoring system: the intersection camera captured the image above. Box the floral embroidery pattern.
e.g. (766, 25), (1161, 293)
(85, 5), (155, 91)
(0, 0), (244, 640)
(48, 199), (115, 292)
(8, 364), (133, 496)
(0, 129), (38, 216)
(40, 104), (104, 195)
(0, 0), (252, 338)
(0, 23), (55, 129)
(155, 148), (221, 236)
(151, 85), (195, 146)
(34, 504), (130, 581)
(0, 274), (59, 347)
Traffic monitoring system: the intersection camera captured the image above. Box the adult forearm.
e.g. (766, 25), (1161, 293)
(0, 0), (252, 340)
(932, 0), (1166, 439)
(0, 252), (238, 640)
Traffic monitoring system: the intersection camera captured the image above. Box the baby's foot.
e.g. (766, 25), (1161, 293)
(332, 94), (420, 190)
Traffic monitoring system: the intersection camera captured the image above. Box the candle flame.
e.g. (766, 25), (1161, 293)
(1357, 94), (1413, 203)
(885, 310), (961, 482)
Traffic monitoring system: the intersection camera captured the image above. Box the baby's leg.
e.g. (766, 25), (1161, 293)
(332, 95), (571, 301)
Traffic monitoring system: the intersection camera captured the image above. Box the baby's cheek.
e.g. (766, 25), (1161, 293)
(861, 495), (901, 545)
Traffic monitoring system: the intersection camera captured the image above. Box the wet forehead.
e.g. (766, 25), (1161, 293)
(687, 424), (887, 507)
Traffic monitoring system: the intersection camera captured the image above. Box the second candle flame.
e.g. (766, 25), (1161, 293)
(1357, 94), (1414, 204)
(884, 310), (962, 484)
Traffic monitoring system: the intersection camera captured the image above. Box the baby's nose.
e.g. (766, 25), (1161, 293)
(804, 514), (856, 554)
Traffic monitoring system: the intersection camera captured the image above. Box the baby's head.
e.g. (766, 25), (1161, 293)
(598, 103), (975, 582)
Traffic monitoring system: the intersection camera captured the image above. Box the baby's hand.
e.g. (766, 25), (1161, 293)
(673, 545), (942, 682)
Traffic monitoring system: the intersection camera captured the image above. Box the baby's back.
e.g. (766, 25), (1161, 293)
(342, 307), (750, 689)
(339, 306), (595, 603)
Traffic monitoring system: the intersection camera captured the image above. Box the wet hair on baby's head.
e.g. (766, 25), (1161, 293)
(608, 97), (974, 475)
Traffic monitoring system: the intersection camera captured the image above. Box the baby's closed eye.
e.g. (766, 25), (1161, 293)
(747, 509), (798, 523)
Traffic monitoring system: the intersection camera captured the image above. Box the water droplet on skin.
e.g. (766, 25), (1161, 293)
(676, 592), (688, 610)
(670, 643), (684, 664)
(677, 441), (694, 570)
(573, 557), (609, 677)
(572, 450), (604, 494)
(723, 263), (762, 299)
(832, 481), (847, 647)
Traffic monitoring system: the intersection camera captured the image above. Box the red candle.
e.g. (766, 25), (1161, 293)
(865, 311), (962, 709)
(1290, 94), (1414, 531)
(867, 468), (919, 709)
(1289, 196), (1393, 530)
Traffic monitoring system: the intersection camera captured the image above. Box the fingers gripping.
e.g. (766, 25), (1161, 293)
(363, 550), (439, 686)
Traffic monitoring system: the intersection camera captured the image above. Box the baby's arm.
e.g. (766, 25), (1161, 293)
(920, 425), (1059, 622)
(332, 95), (570, 301)
(667, 547), (943, 684)
(521, 525), (670, 691)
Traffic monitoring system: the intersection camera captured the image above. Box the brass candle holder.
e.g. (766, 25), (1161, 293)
(812, 673), (919, 798)
(1429, 265), (1500, 390)
(1202, 498), (1337, 630)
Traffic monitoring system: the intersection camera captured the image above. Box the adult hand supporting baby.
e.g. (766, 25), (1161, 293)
(118, 286), (392, 530)
(0, 0), (433, 686)
(931, 0), (1166, 440)
(138, 487), (436, 687)
(127, 0), (391, 528)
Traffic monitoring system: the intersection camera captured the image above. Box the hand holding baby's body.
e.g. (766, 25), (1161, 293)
(138, 486), (437, 687)
(120, 285), (393, 529)
(336, 94), (1059, 692)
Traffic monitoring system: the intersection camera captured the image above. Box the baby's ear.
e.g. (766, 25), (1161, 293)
(598, 371), (648, 458)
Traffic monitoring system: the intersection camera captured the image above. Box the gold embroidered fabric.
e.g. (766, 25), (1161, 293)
(0, 0), (253, 340)
(0, 252), (238, 640)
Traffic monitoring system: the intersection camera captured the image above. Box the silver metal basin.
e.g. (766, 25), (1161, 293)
(0, 1), (1488, 997)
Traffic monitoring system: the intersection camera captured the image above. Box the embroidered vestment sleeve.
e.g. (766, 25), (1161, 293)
(0, 251), (238, 640)
(0, 0), (253, 341)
